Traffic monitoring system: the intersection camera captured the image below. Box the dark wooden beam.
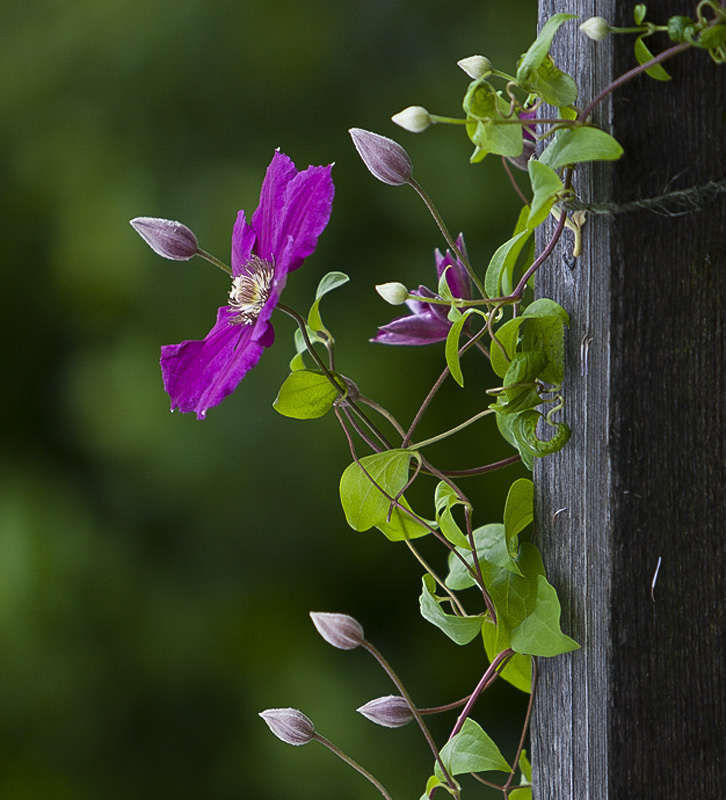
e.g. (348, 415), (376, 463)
(532, 2), (726, 798)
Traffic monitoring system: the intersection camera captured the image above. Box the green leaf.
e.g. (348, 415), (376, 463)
(289, 350), (307, 371)
(490, 317), (522, 378)
(463, 80), (524, 159)
(436, 718), (510, 779)
(694, 23), (726, 50)
(516, 13), (578, 86)
(494, 352), (547, 416)
(445, 312), (470, 387)
(509, 788), (532, 800)
(308, 271), (349, 333)
(512, 410), (571, 457)
(503, 478), (534, 543)
(539, 126), (624, 169)
(419, 574), (484, 645)
(519, 749), (532, 782)
(490, 305), (568, 384)
(510, 574), (579, 656)
(634, 4), (647, 25)
(634, 36), (671, 81)
(497, 413), (534, 471)
(375, 496), (432, 542)
(480, 542), (579, 656)
(482, 622), (533, 692)
(522, 54), (578, 107)
(434, 482), (471, 549)
(421, 774), (444, 799)
(519, 315), (566, 385)
(446, 524), (522, 591)
(273, 370), (342, 419)
(339, 450), (416, 531)
(485, 227), (533, 299)
(527, 160), (564, 228)
(522, 298), (569, 324)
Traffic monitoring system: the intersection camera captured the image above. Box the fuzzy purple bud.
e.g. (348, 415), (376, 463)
(348, 128), (413, 186)
(309, 611), (365, 650)
(130, 216), (199, 261)
(259, 708), (315, 745)
(357, 695), (414, 728)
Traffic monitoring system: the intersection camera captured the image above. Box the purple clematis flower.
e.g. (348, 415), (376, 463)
(160, 151), (334, 419)
(372, 235), (472, 346)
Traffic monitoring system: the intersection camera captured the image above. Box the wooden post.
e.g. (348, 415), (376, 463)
(532, 2), (726, 798)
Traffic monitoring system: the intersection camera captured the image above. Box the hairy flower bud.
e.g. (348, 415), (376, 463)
(259, 708), (315, 745)
(349, 128), (413, 186)
(310, 611), (365, 650)
(357, 695), (414, 728)
(129, 217), (199, 260)
(391, 106), (432, 133)
(579, 16), (610, 41)
(457, 55), (493, 79)
(375, 282), (409, 305)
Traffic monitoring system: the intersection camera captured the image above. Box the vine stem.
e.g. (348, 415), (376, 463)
(408, 176), (488, 299)
(312, 733), (393, 800)
(579, 40), (691, 122)
(334, 407), (483, 589)
(403, 322), (490, 447)
(448, 648), (514, 741)
(362, 640), (461, 798)
(503, 657), (538, 795)
(276, 302), (393, 450)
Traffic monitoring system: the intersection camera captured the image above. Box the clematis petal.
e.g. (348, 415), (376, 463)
(251, 151), (334, 272)
(160, 306), (275, 419)
(371, 311), (452, 345)
(231, 210), (256, 276)
(435, 234), (471, 300)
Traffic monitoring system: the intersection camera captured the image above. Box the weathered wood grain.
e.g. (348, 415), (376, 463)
(532, 2), (726, 798)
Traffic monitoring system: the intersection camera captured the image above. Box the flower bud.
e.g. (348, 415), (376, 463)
(457, 55), (493, 79)
(129, 217), (199, 260)
(348, 128), (413, 186)
(357, 695), (414, 728)
(309, 611), (365, 650)
(579, 17), (610, 41)
(375, 282), (409, 305)
(259, 708), (315, 745)
(391, 106), (432, 133)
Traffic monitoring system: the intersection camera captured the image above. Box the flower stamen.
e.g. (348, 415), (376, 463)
(228, 256), (275, 325)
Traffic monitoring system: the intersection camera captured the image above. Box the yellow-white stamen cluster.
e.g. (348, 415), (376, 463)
(228, 255), (275, 325)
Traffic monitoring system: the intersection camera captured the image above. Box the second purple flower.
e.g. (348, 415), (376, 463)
(371, 235), (472, 346)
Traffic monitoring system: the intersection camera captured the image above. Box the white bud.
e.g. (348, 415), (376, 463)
(579, 17), (610, 41)
(375, 282), (409, 305)
(457, 55), (493, 79)
(391, 106), (432, 133)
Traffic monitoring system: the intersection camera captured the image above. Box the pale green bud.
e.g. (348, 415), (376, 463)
(375, 282), (409, 305)
(579, 17), (611, 41)
(457, 55), (493, 79)
(391, 105), (432, 133)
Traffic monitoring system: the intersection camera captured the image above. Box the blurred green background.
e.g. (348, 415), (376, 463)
(1, 1), (536, 797)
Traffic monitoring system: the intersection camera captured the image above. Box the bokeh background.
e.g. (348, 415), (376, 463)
(2, 1), (537, 797)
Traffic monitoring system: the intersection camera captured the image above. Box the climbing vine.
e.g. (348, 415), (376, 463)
(130, 4), (725, 798)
